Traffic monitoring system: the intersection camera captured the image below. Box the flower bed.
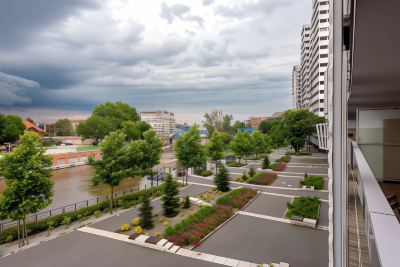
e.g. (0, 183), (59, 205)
(270, 162), (287, 172)
(300, 175), (324, 190)
(226, 162), (246, 167)
(247, 172), (277, 185)
(164, 188), (257, 246)
(216, 187), (257, 209)
(194, 169), (213, 177)
(275, 155), (291, 163)
(285, 196), (320, 220)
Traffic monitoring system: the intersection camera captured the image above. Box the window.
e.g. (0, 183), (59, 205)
(69, 157), (77, 164)
(58, 159), (65, 166)
(80, 156), (88, 162)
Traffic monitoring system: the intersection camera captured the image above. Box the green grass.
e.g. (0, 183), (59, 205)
(76, 145), (99, 152)
(286, 196), (320, 219)
(226, 162), (246, 167)
(300, 175), (324, 190)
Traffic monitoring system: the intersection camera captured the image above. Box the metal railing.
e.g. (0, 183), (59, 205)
(0, 183), (159, 231)
(350, 141), (400, 267)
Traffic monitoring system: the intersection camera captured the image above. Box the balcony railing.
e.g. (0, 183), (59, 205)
(350, 141), (400, 267)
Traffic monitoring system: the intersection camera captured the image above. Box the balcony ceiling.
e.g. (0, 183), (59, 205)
(348, 0), (400, 112)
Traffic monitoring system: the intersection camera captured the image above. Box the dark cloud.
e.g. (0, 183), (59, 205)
(0, 0), (99, 49)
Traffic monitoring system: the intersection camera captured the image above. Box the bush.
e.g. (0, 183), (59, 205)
(120, 224), (131, 232)
(216, 187), (257, 209)
(94, 210), (101, 218)
(262, 155), (270, 169)
(134, 226), (142, 234)
(226, 162), (246, 167)
(155, 232), (161, 237)
(61, 216), (71, 226)
(183, 196), (191, 209)
(300, 174), (324, 190)
(200, 170), (213, 177)
(286, 196), (320, 219)
(214, 165), (230, 192)
(270, 162), (286, 172)
(131, 217), (141, 226)
(248, 166), (256, 177)
(275, 155), (291, 163)
(247, 172), (277, 185)
(162, 220), (170, 227)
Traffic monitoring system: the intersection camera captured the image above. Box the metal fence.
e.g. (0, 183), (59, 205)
(0, 183), (159, 231)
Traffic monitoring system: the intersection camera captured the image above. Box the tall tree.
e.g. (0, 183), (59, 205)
(140, 130), (163, 187)
(230, 130), (255, 163)
(203, 110), (233, 137)
(76, 116), (113, 145)
(54, 118), (74, 136)
(206, 131), (226, 172)
(0, 114), (25, 145)
(161, 174), (180, 217)
(139, 195), (154, 229)
(280, 109), (324, 153)
(121, 121), (141, 142)
(232, 120), (245, 134)
(175, 126), (206, 185)
(89, 131), (128, 214)
(258, 120), (272, 134)
(252, 130), (269, 157)
(213, 165), (230, 192)
(0, 132), (53, 247)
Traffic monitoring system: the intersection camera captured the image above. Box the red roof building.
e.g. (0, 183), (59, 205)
(22, 120), (45, 135)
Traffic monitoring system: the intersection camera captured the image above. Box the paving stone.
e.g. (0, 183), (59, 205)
(156, 239), (168, 246)
(225, 258), (240, 266)
(202, 254), (216, 262)
(213, 256), (227, 265)
(135, 235), (149, 243)
(191, 252), (205, 260)
(169, 245), (180, 253)
(163, 242), (174, 249)
(237, 261), (251, 267)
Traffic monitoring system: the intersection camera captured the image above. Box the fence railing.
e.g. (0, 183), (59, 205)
(0, 183), (161, 231)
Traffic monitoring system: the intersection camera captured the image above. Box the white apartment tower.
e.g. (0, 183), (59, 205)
(308, 0), (330, 116)
(291, 65), (301, 109)
(300, 24), (311, 108)
(139, 110), (176, 139)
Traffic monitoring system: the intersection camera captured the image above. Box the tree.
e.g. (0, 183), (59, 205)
(262, 155), (270, 169)
(121, 121), (141, 142)
(232, 120), (245, 134)
(76, 116), (113, 144)
(175, 126), (206, 185)
(162, 174), (180, 217)
(54, 118), (74, 136)
(0, 132), (53, 247)
(89, 131), (128, 214)
(203, 110), (233, 137)
(140, 130), (163, 187)
(139, 195), (154, 229)
(252, 130), (269, 157)
(280, 109), (324, 153)
(183, 196), (191, 209)
(214, 165), (230, 192)
(230, 130), (255, 164)
(206, 131), (226, 172)
(0, 114), (25, 145)
(248, 166), (256, 177)
(258, 120), (272, 134)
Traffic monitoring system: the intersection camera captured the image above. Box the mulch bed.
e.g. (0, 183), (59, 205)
(145, 236), (162, 244)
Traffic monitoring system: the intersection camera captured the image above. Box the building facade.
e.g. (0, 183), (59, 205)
(246, 116), (269, 129)
(291, 65), (302, 109)
(140, 111), (176, 139)
(300, 24), (311, 109)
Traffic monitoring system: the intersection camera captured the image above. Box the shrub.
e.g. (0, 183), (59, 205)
(270, 162), (286, 172)
(155, 232), (161, 237)
(47, 220), (55, 230)
(262, 155), (270, 169)
(241, 173), (249, 181)
(300, 174), (324, 190)
(213, 165), (230, 192)
(226, 162), (246, 167)
(216, 188), (257, 209)
(248, 166), (256, 177)
(120, 224), (131, 232)
(159, 217), (165, 223)
(286, 196), (320, 219)
(162, 221), (170, 227)
(162, 174), (180, 217)
(275, 155), (291, 163)
(131, 217), (141, 226)
(134, 226), (142, 234)
(183, 196), (191, 209)
(5, 235), (13, 243)
(139, 195), (154, 229)
(247, 172), (277, 185)
(200, 170), (213, 177)
(61, 216), (71, 226)
(94, 210), (101, 218)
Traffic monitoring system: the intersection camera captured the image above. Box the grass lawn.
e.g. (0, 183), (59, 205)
(285, 196), (320, 219)
(300, 175), (324, 190)
(226, 162), (247, 167)
(76, 145), (99, 152)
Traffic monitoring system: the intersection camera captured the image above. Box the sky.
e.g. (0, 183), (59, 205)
(0, 0), (310, 124)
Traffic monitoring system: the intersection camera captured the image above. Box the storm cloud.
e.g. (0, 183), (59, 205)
(0, 0), (310, 123)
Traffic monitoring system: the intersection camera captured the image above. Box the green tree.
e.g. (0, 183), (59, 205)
(89, 131), (128, 214)
(258, 120), (272, 134)
(213, 165), (230, 192)
(183, 196), (191, 209)
(162, 174), (180, 217)
(232, 120), (245, 134)
(280, 109), (324, 153)
(175, 126), (206, 185)
(0, 114), (25, 145)
(139, 195), (154, 229)
(248, 166), (256, 177)
(230, 130), (255, 164)
(121, 121), (141, 142)
(54, 118), (74, 136)
(76, 116), (113, 144)
(92, 101), (140, 128)
(140, 130), (163, 188)
(203, 110), (233, 137)
(0, 132), (53, 247)
(206, 131), (226, 172)
(262, 155), (270, 169)
(252, 130), (269, 157)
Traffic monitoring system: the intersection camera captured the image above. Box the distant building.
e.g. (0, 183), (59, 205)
(70, 119), (85, 132)
(140, 111), (176, 139)
(246, 116), (269, 129)
(292, 65), (302, 109)
(271, 112), (284, 119)
(35, 122), (48, 132)
(45, 145), (101, 169)
(22, 120), (45, 135)
(238, 128), (255, 134)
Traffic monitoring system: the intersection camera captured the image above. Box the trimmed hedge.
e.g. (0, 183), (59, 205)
(286, 196), (320, 219)
(216, 187), (257, 209)
(194, 169), (213, 177)
(226, 162), (246, 167)
(300, 175), (324, 190)
(247, 172), (277, 185)
(0, 183), (175, 245)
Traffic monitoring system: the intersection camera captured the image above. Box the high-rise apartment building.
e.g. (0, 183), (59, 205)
(139, 110), (176, 139)
(291, 65), (301, 109)
(300, 24), (311, 109)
